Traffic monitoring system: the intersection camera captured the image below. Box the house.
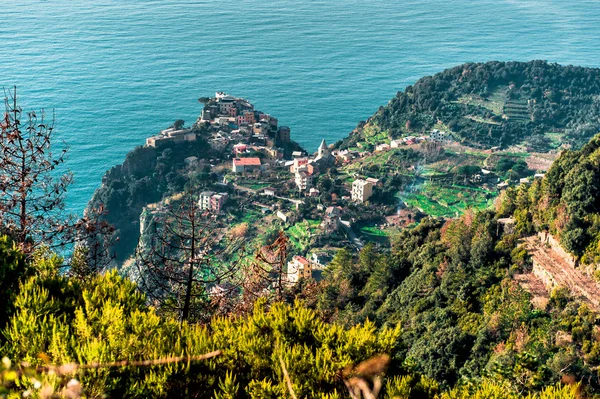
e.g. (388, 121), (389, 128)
(210, 193), (228, 213)
(262, 187), (276, 196)
(259, 114), (278, 130)
(497, 181), (510, 190)
(252, 122), (269, 136)
(534, 173), (546, 179)
(145, 135), (170, 147)
(309, 188), (320, 197)
(236, 110), (256, 126)
(287, 255), (312, 284)
(390, 139), (403, 148)
(198, 191), (228, 213)
(145, 128), (196, 148)
(520, 177), (531, 185)
(233, 143), (248, 155)
(232, 157), (262, 173)
(403, 136), (418, 145)
(337, 151), (354, 163)
(277, 210), (289, 223)
(366, 177), (381, 187)
(311, 252), (332, 269)
(215, 93), (238, 116)
(497, 217), (515, 235)
(292, 151), (304, 158)
(429, 129), (453, 143)
(351, 179), (373, 203)
(290, 158), (309, 173)
(375, 143), (390, 152)
(295, 168), (313, 191)
(480, 169), (494, 182)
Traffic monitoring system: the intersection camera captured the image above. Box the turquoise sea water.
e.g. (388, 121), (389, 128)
(2, 0), (600, 214)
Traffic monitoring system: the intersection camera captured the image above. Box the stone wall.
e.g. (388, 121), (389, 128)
(537, 231), (577, 268)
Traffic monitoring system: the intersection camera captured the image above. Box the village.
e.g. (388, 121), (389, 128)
(141, 92), (550, 287)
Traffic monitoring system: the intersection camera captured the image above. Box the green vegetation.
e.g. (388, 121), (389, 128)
(286, 219), (321, 251)
(0, 234), (587, 398)
(402, 183), (496, 218)
(317, 211), (600, 397)
(7, 63), (600, 398)
(340, 60), (600, 150)
(501, 134), (600, 264)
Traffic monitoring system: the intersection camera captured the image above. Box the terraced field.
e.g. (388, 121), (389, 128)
(401, 183), (497, 218)
(286, 219), (321, 251)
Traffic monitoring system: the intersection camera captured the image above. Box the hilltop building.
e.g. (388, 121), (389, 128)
(322, 206), (342, 233)
(146, 127), (196, 148)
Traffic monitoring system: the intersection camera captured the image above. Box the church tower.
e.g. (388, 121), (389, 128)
(318, 139), (329, 158)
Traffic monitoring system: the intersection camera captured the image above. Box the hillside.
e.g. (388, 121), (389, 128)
(5, 65), (600, 398)
(501, 134), (600, 265)
(339, 60), (600, 151)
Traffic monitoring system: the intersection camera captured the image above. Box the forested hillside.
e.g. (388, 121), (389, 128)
(340, 60), (600, 149)
(500, 134), (600, 263)
(0, 236), (586, 398)
(4, 73), (600, 398)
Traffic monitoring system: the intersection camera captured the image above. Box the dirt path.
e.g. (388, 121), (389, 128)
(523, 235), (600, 310)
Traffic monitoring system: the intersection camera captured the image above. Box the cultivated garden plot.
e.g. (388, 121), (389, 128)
(401, 182), (497, 218)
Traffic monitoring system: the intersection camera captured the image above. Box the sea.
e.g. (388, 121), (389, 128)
(2, 0), (600, 214)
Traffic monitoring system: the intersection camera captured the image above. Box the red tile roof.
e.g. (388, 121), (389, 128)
(233, 157), (261, 166)
(293, 255), (310, 265)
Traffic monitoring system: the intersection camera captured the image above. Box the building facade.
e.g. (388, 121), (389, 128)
(351, 179), (373, 203)
(287, 255), (312, 284)
(232, 157), (262, 173)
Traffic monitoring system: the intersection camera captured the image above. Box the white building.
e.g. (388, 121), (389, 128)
(199, 191), (215, 210)
(295, 168), (313, 191)
(429, 129), (454, 143)
(351, 179), (373, 203)
(375, 143), (390, 152)
(390, 139), (403, 148)
(287, 255), (312, 284)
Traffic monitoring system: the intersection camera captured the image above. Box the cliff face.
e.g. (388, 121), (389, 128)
(87, 135), (214, 263)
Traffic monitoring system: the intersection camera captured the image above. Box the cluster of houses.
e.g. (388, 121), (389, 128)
(287, 139), (335, 193)
(146, 92), (292, 165)
(198, 92), (291, 157)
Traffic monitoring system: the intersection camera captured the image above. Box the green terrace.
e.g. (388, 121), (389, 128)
(400, 182), (497, 218)
(286, 219), (322, 251)
(453, 88), (507, 116)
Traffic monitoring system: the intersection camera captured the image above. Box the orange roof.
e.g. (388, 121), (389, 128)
(293, 255), (310, 265)
(233, 157), (261, 166)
